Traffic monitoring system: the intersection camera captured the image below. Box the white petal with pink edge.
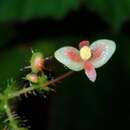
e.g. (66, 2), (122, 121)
(54, 46), (84, 71)
(90, 39), (116, 68)
(84, 62), (97, 82)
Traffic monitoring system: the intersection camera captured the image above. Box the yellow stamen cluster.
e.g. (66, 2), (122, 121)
(80, 46), (92, 60)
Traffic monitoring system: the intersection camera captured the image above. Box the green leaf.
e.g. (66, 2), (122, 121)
(0, 0), (130, 30)
(0, 0), (80, 21)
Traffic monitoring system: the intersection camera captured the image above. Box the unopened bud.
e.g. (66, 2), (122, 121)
(26, 73), (38, 83)
(30, 52), (44, 73)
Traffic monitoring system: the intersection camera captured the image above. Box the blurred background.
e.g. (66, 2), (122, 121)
(0, 0), (130, 130)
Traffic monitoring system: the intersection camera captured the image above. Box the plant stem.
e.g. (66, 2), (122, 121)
(42, 71), (74, 87)
(8, 71), (74, 99)
(4, 101), (19, 130)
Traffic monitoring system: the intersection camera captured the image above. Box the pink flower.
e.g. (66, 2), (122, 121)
(54, 39), (116, 82)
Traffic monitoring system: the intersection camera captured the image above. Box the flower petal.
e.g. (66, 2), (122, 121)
(84, 62), (97, 82)
(54, 46), (84, 71)
(90, 39), (116, 68)
(79, 40), (90, 48)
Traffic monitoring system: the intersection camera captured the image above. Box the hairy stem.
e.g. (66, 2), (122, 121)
(4, 101), (19, 130)
(8, 71), (74, 99)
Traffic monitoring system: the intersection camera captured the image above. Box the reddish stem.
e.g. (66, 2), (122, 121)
(43, 71), (74, 87)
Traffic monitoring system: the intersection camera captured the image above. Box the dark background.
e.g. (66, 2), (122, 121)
(0, 0), (130, 130)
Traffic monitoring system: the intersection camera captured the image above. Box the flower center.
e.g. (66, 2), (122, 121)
(80, 46), (92, 61)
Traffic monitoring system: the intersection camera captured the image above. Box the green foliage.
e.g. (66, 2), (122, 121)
(0, 0), (129, 30)
(0, 0), (80, 21)
(3, 80), (18, 99)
